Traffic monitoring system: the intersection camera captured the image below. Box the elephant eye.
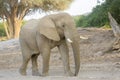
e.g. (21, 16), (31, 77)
(62, 24), (65, 28)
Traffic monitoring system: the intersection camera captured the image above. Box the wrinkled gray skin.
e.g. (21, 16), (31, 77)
(19, 13), (80, 76)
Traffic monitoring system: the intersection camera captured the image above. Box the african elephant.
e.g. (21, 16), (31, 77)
(19, 13), (80, 76)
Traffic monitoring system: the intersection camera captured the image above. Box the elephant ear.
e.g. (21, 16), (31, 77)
(39, 17), (60, 41)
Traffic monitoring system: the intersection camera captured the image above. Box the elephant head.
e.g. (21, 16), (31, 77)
(38, 13), (80, 76)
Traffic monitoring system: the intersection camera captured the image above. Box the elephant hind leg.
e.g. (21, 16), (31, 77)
(19, 54), (31, 76)
(31, 54), (40, 76)
(19, 41), (31, 76)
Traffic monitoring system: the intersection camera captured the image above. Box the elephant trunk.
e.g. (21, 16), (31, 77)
(65, 25), (80, 76)
(71, 39), (80, 76)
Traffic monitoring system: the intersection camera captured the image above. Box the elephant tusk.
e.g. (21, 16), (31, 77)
(67, 38), (73, 43)
(80, 36), (88, 39)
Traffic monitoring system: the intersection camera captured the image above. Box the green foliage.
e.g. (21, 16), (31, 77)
(0, 20), (26, 37)
(85, 4), (109, 27)
(74, 15), (82, 27)
(22, 20), (27, 26)
(0, 22), (6, 37)
(102, 23), (111, 29)
(74, 7), (109, 27)
(75, 0), (120, 27)
(109, 0), (120, 24)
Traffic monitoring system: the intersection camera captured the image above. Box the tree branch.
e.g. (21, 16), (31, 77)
(108, 12), (120, 38)
(19, 7), (29, 20)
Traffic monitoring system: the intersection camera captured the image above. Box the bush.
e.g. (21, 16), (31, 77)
(73, 15), (87, 27)
(0, 22), (6, 37)
(73, 15), (81, 27)
(0, 20), (26, 38)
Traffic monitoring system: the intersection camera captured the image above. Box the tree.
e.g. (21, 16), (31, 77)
(0, 0), (73, 39)
(109, 0), (120, 24)
(75, 0), (120, 27)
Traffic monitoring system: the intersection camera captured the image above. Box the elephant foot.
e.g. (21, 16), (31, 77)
(65, 71), (74, 76)
(19, 68), (26, 76)
(32, 71), (41, 76)
(41, 72), (49, 77)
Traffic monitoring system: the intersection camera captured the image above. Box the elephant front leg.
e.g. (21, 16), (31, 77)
(41, 49), (50, 76)
(58, 42), (74, 76)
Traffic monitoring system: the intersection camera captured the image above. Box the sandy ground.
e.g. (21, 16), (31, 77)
(0, 28), (120, 80)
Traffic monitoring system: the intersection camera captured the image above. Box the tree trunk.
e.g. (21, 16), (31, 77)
(6, 18), (14, 39)
(3, 21), (10, 39)
(13, 19), (22, 38)
(3, 17), (10, 39)
(5, 17), (22, 39)
(108, 12), (120, 38)
(108, 12), (120, 51)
